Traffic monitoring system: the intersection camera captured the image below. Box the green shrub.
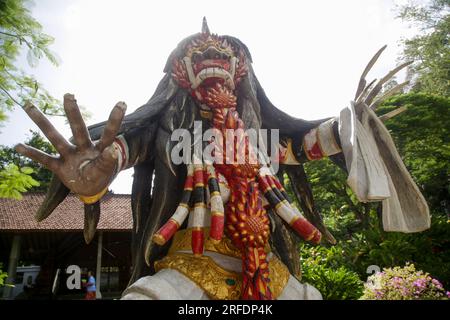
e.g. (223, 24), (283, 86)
(301, 248), (364, 300)
(0, 263), (8, 287)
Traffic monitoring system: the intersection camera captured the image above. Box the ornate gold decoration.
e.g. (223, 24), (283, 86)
(267, 257), (291, 298)
(155, 253), (241, 300)
(168, 228), (242, 259)
(152, 234), (166, 246)
(284, 139), (300, 165)
(154, 252), (290, 300)
(185, 35), (234, 59)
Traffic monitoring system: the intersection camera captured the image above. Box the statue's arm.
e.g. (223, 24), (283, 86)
(277, 118), (342, 166)
(15, 94), (165, 242)
(16, 94), (161, 198)
(274, 46), (430, 233)
(105, 123), (158, 173)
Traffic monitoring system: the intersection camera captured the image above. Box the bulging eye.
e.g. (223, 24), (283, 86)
(221, 52), (231, 60)
(192, 52), (202, 63)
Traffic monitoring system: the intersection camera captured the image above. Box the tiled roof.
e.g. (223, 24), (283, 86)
(0, 193), (132, 232)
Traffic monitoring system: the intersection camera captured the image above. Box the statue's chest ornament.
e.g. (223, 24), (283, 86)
(152, 91), (321, 299)
(154, 228), (290, 300)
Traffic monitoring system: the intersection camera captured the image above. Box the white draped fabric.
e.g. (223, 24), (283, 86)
(339, 102), (430, 232)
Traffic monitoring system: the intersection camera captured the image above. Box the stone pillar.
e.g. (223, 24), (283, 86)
(2, 234), (22, 299)
(95, 231), (103, 299)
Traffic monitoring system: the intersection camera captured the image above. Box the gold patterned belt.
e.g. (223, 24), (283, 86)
(154, 228), (290, 300)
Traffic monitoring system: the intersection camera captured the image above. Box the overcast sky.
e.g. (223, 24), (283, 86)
(0, 0), (420, 194)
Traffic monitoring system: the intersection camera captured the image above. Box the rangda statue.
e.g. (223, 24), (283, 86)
(16, 19), (430, 300)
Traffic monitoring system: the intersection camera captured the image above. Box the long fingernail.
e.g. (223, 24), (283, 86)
(15, 143), (25, 153)
(64, 93), (75, 100)
(115, 101), (127, 111)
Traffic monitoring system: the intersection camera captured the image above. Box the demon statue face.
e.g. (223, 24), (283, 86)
(172, 32), (247, 94)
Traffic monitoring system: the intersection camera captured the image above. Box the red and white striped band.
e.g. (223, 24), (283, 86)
(112, 135), (129, 173)
(303, 118), (341, 161)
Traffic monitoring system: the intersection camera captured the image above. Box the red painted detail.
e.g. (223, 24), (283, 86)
(155, 219), (179, 243)
(209, 214), (224, 241)
(268, 175), (284, 191)
(241, 246), (272, 300)
(194, 169), (204, 186)
(114, 138), (127, 171)
(312, 230), (322, 244)
(291, 217), (321, 244)
(171, 59), (191, 89)
(276, 145), (287, 164)
(184, 175), (193, 190)
(257, 175), (270, 192)
(306, 142), (324, 160)
(191, 229), (204, 256)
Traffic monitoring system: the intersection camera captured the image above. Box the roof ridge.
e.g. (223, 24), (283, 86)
(8, 192), (131, 197)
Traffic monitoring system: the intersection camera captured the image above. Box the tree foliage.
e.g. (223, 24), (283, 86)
(303, 158), (373, 237)
(0, 0), (64, 198)
(397, 0), (450, 96)
(0, 130), (55, 195)
(0, 163), (39, 199)
(0, 263), (8, 287)
(0, 0), (64, 123)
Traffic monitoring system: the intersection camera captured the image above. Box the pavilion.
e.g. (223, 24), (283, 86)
(0, 192), (132, 299)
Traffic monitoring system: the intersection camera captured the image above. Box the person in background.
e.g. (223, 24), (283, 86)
(84, 271), (96, 300)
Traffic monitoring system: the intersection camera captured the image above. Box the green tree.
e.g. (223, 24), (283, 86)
(0, 263), (8, 287)
(303, 159), (373, 238)
(397, 0), (450, 96)
(0, 0), (63, 119)
(0, 130), (56, 196)
(0, 164), (39, 199)
(0, 0), (65, 199)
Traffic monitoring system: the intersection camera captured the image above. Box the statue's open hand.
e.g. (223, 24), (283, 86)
(15, 94), (127, 197)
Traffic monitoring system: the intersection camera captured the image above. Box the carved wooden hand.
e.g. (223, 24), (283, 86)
(15, 94), (126, 197)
